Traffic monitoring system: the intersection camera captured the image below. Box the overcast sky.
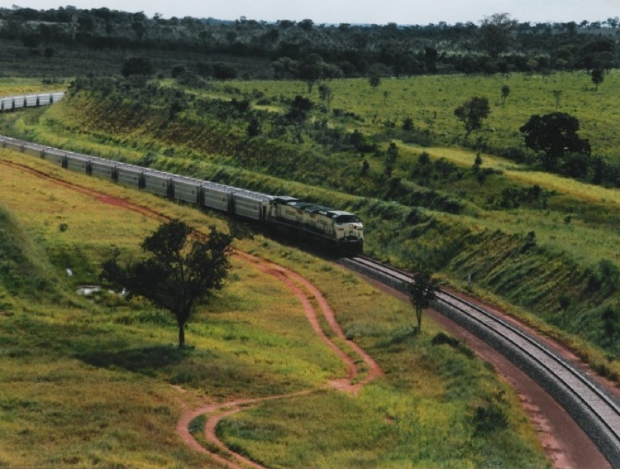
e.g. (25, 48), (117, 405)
(6, 0), (620, 25)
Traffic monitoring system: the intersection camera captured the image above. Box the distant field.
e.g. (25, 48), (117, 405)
(205, 70), (620, 160)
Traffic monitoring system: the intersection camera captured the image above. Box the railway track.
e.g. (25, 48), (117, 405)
(3, 91), (619, 464)
(340, 255), (620, 467)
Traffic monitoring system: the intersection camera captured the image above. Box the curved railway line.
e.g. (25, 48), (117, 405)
(341, 255), (620, 467)
(2, 91), (620, 466)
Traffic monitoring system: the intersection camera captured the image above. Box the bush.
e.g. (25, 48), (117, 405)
(473, 404), (508, 434)
(558, 294), (572, 310)
(213, 63), (238, 80)
(171, 65), (186, 78)
(121, 57), (154, 77)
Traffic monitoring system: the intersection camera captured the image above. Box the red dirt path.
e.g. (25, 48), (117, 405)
(0, 158), (383, 467)
(1, 156), (610, 468)
(177, 251), (384, 469)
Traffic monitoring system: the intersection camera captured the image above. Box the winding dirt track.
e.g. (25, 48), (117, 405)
(0, 156), (609, 468)
(176, 252), (383, 469)
(0, 158), (383, 468)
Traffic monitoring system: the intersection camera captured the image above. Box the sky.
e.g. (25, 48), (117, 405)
(5, 0), (620, 26)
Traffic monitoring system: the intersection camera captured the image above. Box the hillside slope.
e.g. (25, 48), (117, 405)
(5, 76), (620, 382)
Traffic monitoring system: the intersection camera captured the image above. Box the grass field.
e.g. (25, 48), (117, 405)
(4, 70), (620, 380)
(0, 148), (549, 468)
(203, 70), (620, 159)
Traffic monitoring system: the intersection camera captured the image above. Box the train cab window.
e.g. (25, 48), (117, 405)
(334, 215), (360, 224)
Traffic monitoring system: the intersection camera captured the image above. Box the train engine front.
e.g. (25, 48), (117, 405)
(267, 197), (364, 254)
(329, 211), (364, 254)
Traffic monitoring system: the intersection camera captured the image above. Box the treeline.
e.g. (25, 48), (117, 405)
(0, 7), (618, 78)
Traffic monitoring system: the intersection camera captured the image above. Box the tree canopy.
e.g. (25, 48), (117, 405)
(479, 13), (516, 58)
(101, 220), (233, 347)
(519, 112), (591, 171)
(121, 56), (154, 77)
(454, 96), (491, 139)
(406, 266), (441, 332)
(2, 6), (618, 80)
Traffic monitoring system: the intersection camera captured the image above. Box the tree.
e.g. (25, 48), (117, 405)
(361, 159), (369, 175)
(368, 66), (381, 90)
(454, 96), (490, 139)
(406, 265), (440, 332)
(551, 90), (563, 110)
(297, 53), (325, 93)
(479, 13), (515, 58)
(246, 117), (261, 137)
(298, 18), (314, 31)
(384, 142), (398, 177)
(171, 64), (186, 78)
(213, 62), (237, 80)
(603, 306), (619, 340)
(424, 46), (438, 73)
(402, 116), (414, 131)
(501, 85), (510, 105)
(591, 69), (604, 90)
(121, 56), (154, 77)
(272, 57), (298, 80)
(285, 95), (313, 143)
(318, 84), (334, 110)
(574, 38), (616, 71)
(519, 112), (591, 171)
(101, 220), (233, 347)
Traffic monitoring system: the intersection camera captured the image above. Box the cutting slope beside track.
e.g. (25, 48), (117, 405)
(343, 255), (618, 468)
(0, 151), (604, 468)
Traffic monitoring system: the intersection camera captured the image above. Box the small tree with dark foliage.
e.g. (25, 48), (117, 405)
(406, 265), (441, 332)
(121, 57), (154, 77)
(519, 112), (591, 171)
(591, 69), (604, 90)
(454, 96), (490, 139)
(101, 220), (233, 347)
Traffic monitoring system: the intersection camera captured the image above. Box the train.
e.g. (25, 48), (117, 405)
(0, 92), (364, 253)
(0, 91), (66, 111)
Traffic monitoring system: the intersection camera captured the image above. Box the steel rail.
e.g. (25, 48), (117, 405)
(341, 255), (620, 466)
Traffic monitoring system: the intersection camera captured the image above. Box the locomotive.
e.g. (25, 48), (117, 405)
(0, 92), (364, 254)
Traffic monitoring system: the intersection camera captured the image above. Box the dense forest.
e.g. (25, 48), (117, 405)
(0, 6), (617, 79)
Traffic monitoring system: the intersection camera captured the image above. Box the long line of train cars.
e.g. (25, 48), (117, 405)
(0, 102), (364, 253)
(0, 92), (66, 111)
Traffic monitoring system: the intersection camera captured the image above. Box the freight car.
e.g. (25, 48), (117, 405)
(0, 134), (363, 254)
(0, 92), (65, 112)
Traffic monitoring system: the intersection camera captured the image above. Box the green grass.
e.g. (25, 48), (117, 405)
(0, 150), (549, 468)
(202, 71), (620, 159)
(5, 76), (620, 378)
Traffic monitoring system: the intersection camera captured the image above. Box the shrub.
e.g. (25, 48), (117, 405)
(121, 57), (154, 77)
(473, 404), (508, 434)
(213, 63), (238, 80)
(558, 294), (572, 310)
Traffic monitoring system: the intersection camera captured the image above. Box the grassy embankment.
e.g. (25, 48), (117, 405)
(4, 72), (620, 380)
(0, 148), (548, 468)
